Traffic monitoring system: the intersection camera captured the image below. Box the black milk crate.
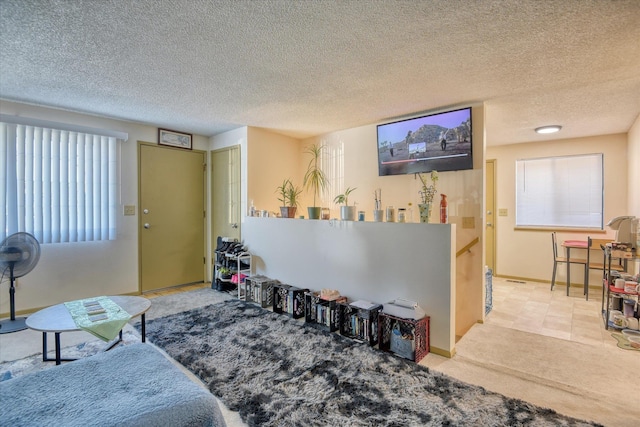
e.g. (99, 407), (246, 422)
(338, 302), (382, 346)
(273, 284), (308, 319)
(272, 284), (291, 314)
(378, 313), (430, 363)
(304, 292), (347, 332)
(244, 275), (277, 308)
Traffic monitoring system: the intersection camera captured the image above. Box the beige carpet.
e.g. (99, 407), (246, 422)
(422, 322), (639, 427)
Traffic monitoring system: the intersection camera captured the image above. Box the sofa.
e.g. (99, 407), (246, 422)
(0, 343), (226, 427)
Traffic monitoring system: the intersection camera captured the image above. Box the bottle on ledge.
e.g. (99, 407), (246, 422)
(440, 194), (448, 224)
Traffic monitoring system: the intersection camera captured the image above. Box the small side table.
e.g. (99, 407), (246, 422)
(26, 296), (150, 365)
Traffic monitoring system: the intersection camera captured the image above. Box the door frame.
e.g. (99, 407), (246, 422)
(210, 146), (242, 252)
(485, 159), (497, 274)
(137, 141), (207, 293)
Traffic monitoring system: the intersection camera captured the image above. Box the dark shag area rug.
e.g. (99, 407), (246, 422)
(137, 300), (600, 427)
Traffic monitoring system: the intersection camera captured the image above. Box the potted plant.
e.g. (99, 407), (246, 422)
(276, 179), (302, 218)
(418, 170), (438, 223)
(334, 187), (357, 221)
(303, 143), (329, 220)
(286, 181), (303, 216)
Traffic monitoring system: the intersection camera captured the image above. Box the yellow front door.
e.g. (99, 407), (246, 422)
(139, 143), (206, 292)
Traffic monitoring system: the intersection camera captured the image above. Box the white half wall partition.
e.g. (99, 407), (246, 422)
(243, 217), (457, 357)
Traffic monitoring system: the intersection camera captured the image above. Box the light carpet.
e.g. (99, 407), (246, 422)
(138, 299), (600, 427)
(430, 322), (640, 427)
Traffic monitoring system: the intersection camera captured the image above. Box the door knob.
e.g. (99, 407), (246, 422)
(143, 209), (149, 214)
(231, 223), (238, 229)
(144, 223), (150, 229)
(486, 222), (493, 227)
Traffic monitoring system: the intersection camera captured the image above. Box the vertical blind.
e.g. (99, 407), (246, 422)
(320, 140), (345, 206)
(515, 153), (603, 228)
(1, 122), (118, 243)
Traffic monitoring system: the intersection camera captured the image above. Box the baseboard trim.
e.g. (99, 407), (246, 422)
(430, 346), (456, 358)
(493, 274), (603, 290)
(1, 291), (143, 319)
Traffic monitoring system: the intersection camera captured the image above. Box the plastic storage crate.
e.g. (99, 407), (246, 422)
(339, 301), (383, 346)
(378, 313), (430, 363)
(304, 292), (346, 332)
(273, 283), (308, 319)
(244, 275), (278, 308)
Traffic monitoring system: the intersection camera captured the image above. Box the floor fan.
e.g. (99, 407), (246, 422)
(0, 232), (41, 334)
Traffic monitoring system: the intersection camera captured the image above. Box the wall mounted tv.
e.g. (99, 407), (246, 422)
(377, 107), (472, 176)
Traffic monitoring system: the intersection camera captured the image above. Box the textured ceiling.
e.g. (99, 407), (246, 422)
(1, 0), (639, 146)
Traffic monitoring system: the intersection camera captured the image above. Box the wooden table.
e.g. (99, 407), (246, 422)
(26, 296), (151, 364)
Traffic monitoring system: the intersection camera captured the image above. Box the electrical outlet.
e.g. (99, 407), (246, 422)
(123, 205), (136, 216)
(462, 217), (475, 229)
(498, 208), (508, 216)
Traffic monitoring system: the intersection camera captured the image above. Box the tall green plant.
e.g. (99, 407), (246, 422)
(276, 179), (291, 207)
(286, 181), (302, 207)
(276, 179), (302, 207)
(303, 144), (328, 207)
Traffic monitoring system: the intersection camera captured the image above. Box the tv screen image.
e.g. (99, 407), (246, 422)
(377, 107), (472, 176)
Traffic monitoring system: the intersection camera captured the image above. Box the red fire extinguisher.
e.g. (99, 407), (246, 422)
(440, 194), (448, 224)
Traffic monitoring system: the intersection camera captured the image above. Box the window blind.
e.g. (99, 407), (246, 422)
(1, 122), (119, 243)
(515, 153), (603, 228)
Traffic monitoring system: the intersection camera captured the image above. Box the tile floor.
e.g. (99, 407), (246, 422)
(486, 276), (621, 348)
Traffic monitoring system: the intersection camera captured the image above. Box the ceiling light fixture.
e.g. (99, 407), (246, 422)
(535, 125), (562, 134)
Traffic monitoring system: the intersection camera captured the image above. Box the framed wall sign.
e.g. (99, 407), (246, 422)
(158, 128), (192, 150)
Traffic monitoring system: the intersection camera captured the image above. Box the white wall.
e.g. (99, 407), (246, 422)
(247, 127), (302, 216)
(0, 101), (210, 314)
(243, 217), (457, 356)
(486, 134), (629, 283)
(298, 105), (485, 337)
(628, 114), (640, 218)
(213, 106), (485, 343)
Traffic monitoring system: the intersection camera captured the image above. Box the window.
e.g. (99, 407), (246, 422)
(1, 120), (125, 243)
(515, 153), (603, 229)
(319, 139), (344, 205)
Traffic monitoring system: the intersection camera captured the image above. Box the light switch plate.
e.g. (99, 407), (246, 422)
(462, 217), (475, 229)
(498, 208), (508, 216)
(123, 205), (136, 216)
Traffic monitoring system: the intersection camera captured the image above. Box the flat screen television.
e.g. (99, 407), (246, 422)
(377, 107), (472, 176)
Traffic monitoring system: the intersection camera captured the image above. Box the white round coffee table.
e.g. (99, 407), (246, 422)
(26, 296), (151, 364)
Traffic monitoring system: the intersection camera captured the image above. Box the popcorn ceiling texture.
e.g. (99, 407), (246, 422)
(0, 0), (639, 145)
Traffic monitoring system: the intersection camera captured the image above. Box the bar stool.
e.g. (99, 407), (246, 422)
(551, 232), (587, 296)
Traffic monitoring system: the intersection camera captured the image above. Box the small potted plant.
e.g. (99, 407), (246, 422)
(334, 187), (357, 221)
(276, 179), (302, 218)
(418, 170), (438, 223)
(303, 143), (329, 220)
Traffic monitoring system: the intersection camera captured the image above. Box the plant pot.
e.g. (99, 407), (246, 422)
(307, 207), (321, 220)
(280, 206), (297, 218)
(418, 203), (431, 223)
(340, 206), (356, 221)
